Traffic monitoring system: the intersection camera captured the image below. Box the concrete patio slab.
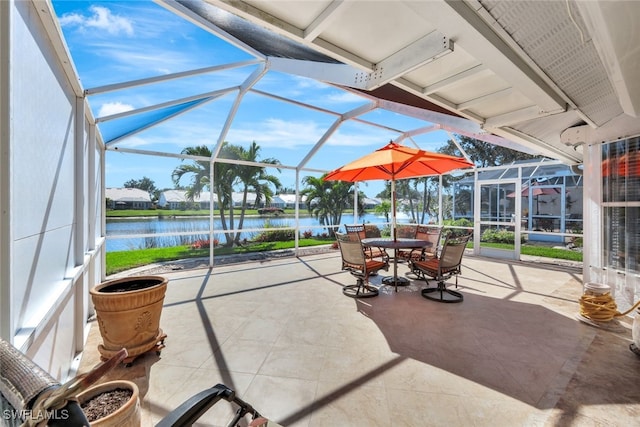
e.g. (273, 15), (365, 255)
(78, 252), (640, 426)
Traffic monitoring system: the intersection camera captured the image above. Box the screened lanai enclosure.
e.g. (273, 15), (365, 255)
(448, 159), (585, 259)
(3, 0), (640, 381)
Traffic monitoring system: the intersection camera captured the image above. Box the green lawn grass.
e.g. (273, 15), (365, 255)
(106, 208), (357, 217)
(107, 209), (268, 217)
(106, 238), (333, 275)
(107, 238), (582, 275)
(105, 212), (582, 274)
(480, 242), (583, 261)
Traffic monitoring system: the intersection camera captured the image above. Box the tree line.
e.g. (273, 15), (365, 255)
(122, 136), (540, 247)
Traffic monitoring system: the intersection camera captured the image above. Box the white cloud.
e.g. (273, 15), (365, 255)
(227, 118), (389, 149)
(59, 5), (134, 36)
(98, 102), (135, 117)
(228, 119), (321, 148)
(325, 91), (365, 104)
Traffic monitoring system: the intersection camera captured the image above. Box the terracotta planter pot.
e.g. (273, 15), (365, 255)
(78, 380), (141, 427)
(90, 275), (168, 363)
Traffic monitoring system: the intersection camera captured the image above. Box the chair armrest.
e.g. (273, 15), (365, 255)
(155, 384), (234, 427)
(156, 383), (276, 427)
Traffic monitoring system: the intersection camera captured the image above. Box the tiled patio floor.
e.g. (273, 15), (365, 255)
(79, 252), (640, 426)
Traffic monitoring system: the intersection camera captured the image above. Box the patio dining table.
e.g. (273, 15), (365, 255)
(361, 237), (432, 292)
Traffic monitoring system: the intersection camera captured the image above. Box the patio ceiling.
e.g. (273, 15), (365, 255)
(147, 0), (640, 165)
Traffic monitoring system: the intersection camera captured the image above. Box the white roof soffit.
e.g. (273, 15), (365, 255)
(576, 1), (640, 118)
(155, 0), (640, 165)
(203, 0), (565, 114)
(192, 0), (595, 162)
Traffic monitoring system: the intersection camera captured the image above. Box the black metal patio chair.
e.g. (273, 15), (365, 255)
(411, 231), (472, 303)
(336, 232), (389, 298)
(344, 223), (389, 263)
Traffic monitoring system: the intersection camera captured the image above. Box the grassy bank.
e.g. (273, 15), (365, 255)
(106, 208), (359, 217)
(107, 239), (582, 276)
(481, 242), (583, 261)
(106, 238), (333, 275)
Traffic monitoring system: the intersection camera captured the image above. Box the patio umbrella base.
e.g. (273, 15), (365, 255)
(421, 283), (463, 303)
(343, 283), (379, 298)
(382, 276), (410, 287)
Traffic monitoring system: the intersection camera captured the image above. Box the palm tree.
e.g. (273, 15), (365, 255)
(171, 145), (212, 199)
(301, 175), (355, 237)
(233, 142), (281, 244)
(172, 142), (281, 247)
(172, 144), (235, 246)
(374, 200), (391, 223)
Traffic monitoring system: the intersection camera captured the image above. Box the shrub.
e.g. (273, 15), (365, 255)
(255, 228), (295, 242)
(190, 238), (219, 249)
(568, 236), (583, 248)
(444, 218), (473, 229)
(302, 230), (314, 238)
(481, 228), (524, 244)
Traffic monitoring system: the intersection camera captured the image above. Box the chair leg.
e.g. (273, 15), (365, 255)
(343, 277), (379, 298)
(421, 279), (463, 303)
(409, 262), (422, 279)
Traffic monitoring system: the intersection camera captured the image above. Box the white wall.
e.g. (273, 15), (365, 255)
(0, 0), (11, 342)
(1, 0), (102, 380)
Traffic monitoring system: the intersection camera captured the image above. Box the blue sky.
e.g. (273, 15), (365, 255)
(52, 1), (455, 198)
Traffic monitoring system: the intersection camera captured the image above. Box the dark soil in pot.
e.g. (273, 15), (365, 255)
(80, 388), (133, 422)
(99, 278), (163, 293)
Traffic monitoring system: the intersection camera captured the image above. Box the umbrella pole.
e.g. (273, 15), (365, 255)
(391, 179), (397, 242)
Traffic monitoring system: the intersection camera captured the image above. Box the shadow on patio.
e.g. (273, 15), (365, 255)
(79, 252), (640, 426)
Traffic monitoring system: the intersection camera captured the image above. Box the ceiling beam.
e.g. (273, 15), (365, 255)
(391, 77), (486, 124)
(457, 87), (513, 111)
(95, 87), (236, 122)
(212, 64), (268, 158)
(267, 57), (368, 89)
(208, 0), (375, 71)
(303, 0), (349, 41)
(490, 127), (583, 163)
(410, 0), (567, 114)
(298, 101), (377, 169)
(366, 31), (453, 90)
(376, 98), (484, 135)
(423, 64), (490, 95)
(483, 106), (553, 129)
(395, 125), (442, 144)
(85, 59), (261, 95)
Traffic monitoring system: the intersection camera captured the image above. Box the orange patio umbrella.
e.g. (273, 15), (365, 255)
(324, 141), (474, 239)
(507, 182), (564, 215)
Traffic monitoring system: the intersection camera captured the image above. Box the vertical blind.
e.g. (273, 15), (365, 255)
(602, 137), (640, 275)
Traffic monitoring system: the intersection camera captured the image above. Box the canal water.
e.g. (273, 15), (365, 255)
(105, 213), (412, 252)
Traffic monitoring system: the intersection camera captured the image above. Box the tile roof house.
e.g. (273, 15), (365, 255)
(158, 190), (305, 210)
(362, 197), (382, 209)
(276, 194), (308, 210)
(105, 188), (152, 210)
(158, 190), (216, 210)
